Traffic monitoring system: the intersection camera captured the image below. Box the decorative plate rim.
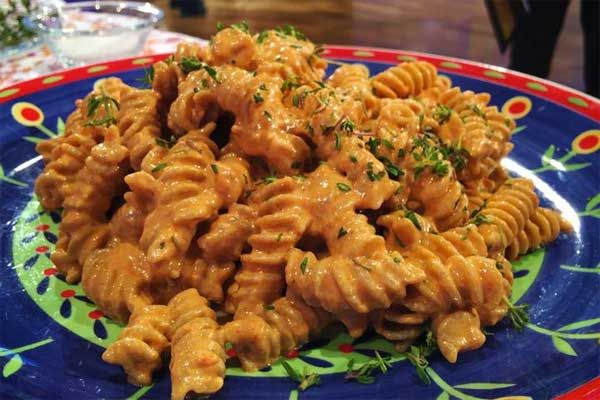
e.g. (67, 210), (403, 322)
(1, 44), (598, 399)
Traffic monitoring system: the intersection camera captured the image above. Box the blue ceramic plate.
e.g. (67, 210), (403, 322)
(0, 47), (599, 400)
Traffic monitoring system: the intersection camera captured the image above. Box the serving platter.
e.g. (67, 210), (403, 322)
(0, 46), (598, 400)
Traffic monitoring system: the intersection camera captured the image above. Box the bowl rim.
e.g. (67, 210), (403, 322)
(30, 1), (164, 37)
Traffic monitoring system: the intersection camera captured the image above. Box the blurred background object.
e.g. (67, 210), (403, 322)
(150, 0), (593, 95)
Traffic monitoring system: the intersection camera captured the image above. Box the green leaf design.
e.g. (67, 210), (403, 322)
(126, 384), (154, 400)
(558, 317), (600, 332)
(541, 145), (555, 166)
(560, 264), (600, 273)
(454, 382), (515, 390)
(552, 337), (577, 356)
(436, 392), (450, 400)
(511, 125), (527, 135)
(2, 355), (23, 378)
(56, 117), (65, 135)
(564, 162), (591, 171)
(23, 136), (44, 144)
(288, 390), (299, 400)
(586, 193), (600, 211)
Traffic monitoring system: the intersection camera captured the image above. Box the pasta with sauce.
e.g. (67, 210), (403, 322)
(33, 23), (572, 399)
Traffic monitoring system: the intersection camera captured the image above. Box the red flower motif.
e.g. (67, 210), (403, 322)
(43, 268), (57, 276)
(338, 343), (354, 353)
(35, 245), (49, 253)
(60, 289), (75, 298)
(285, 349), (299, 359)
(88, 310), (104, 320)
(36, 224), (50, 232)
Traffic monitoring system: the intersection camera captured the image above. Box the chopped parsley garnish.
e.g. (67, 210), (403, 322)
(410, 133), (452, 179)
(366, 162), (385, 181)
(367, 137), (380, 154)
(179, 57), (221, 83)
(276, 233), (283, 242)
(336, 182), (352, 192)
(349, 154), (358, 163)
(85, 91), (119, 127)
(275, 24), (306, 41)
(404, 210), (422, 230)
(433, 104), (452, 124)
(264, 304), (275, 311)
(338, 227), (348, 238)
(335, 132), (342, 151)
(471, 104), (486, 119)
(300, 257), (309, 274)
(340, 118), (355, 133)
(152, 162), (168, 173)
(263, 110), (272, 120)
(281, 77), (300, 91)
(471, 213), (489, 226)
(291, 160), (302, 169)
(281, 360), (320, 391)
(137, 65), (154, 88)
(381, 138), (394, 150)
(216, 21), (225, 31)
(156, 136), (176, 149)
(379, 156), (402, 178)
(345, 351), (392, 384)
(352, 259), (372, 271)
(262, 174), (278, 184)
(292, 94), (300, 108)
(253, 92), (264, 103)
(231, 20), (250, 33)
(210, 164), (219, 174)
(256, 30), (269, 44)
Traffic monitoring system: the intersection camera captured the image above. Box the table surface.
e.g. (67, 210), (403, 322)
(154, 0), (585, 92)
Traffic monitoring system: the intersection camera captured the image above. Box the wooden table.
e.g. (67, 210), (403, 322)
(152, 0), (585, 91)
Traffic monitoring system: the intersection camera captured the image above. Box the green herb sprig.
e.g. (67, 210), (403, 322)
(281, 360), (320, 391)
(504, 297), (530, 332)
(85, 91), (119, 127)
(402, 330), (437, 384)
(179, 57), (221, 83)
(345, 351), (392, 384)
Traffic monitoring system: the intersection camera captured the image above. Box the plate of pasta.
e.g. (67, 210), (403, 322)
(1, 23), (599, 400)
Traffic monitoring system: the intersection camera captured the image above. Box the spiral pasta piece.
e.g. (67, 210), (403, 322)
(432, 309), (486, 363)
(506, 207), (572, 260)
(286, 248), (423, 316)
(227, 178), (311, 315)
(167, 289), (225, 400)
(410, 167), (469, 231)
(198, 203), (256, 263)
(378, 213), (512, 326)
(102, 304), (171, 386)
(35, 132), (98, 210)
(118, 86), (163, 170)
(327, 64), (380, 116)
(51, 126), (129, 282)
(371, 306), (427, 345)
(476, 178), (539, 256)
(372, 61), (438, 99)
(139, 124), (249, 278)
(82, 242), (152, 322)
(223, 292), (331, 371)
